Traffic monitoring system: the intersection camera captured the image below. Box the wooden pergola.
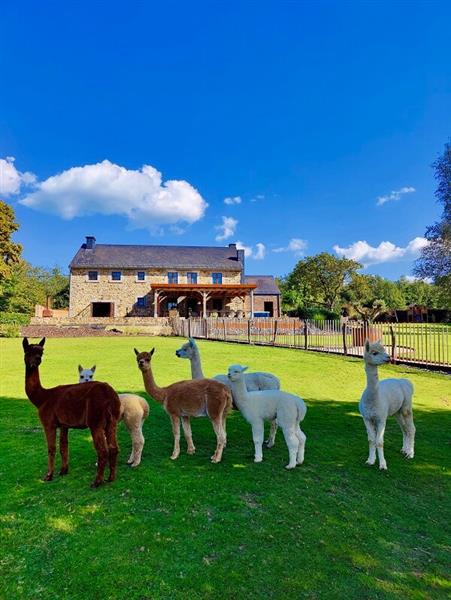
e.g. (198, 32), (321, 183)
(150, 283), (257, 318)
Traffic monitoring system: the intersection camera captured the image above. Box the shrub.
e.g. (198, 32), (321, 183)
(0, 324), (20, 337)
(0, 312), (30, 325)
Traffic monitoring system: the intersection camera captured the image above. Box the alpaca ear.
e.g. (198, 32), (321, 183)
(241, 366), (249, 372)
(91, 365), (96, 372)
(39, 337), (46, 347)
(365, 340), (370, 352)
(150, 348), (155, 356)
(134, 348), (139, 356)
(22, 337), (29, 351)
(78, 365), (83, 373)
(189, 337), (195, 346)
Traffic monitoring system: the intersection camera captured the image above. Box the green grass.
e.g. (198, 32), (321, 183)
(0, 336), (450, 599)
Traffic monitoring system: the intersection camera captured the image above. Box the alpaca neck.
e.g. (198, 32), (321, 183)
(190, 349), (204, 379)
(141, 366), (165, 404)
(364, 362), (380, 402)
(25, 366), (45, 407)
(230, 377), (248, 411)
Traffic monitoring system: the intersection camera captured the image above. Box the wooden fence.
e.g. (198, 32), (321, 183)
(172, 317), (451, 369)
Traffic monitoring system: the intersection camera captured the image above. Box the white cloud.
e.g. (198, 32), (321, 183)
(250, 194), (264, 203)
(215, 216), (238, 241)
(236, 240), (266, 260)
(333, 237), (429, 266)
(273, 238), (308, 256)
(19, 160), (207, 232)
(224, 196), (242, 205)
(403, 275), (433, 284)
(376, 186), (415, 206)
(0, 156), (36, 196)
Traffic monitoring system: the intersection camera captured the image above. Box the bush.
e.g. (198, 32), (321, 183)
(287, 307), (340, 320)
(0, 312), (30, 325)
(0, 324), (20, 337)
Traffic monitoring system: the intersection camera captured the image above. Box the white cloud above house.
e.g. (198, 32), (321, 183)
(333, 237), (429, 266)
(236, 240), (266, 260)
(376, 186), (415, 206)
(224, 196), (242, 205)
(19, 160), (207, 231)
(215, 216), (238, 241)
(273, 238), (307, 256)
(0, 156), (36, 196)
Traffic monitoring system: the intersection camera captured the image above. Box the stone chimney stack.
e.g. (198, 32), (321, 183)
(85, 236), (96, 250)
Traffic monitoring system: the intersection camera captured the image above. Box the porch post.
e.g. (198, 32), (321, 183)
(153, 291), (159, 318)
(250, 290), (254, 317)
(202, 291), (207, 318)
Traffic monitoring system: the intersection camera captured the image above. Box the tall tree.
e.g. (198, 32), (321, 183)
(285, 253), (361, 311)
(414, 141), (451, 302)
(0, 200), (22, 280)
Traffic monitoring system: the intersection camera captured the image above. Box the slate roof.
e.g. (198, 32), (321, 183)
(245, 275), (280, 295)
(70, 243), (243, 271)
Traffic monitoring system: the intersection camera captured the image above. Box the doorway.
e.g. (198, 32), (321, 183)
(92, 302), (113, 317)
(264, 301), (274, 317)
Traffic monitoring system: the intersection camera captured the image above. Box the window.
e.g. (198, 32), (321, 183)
(212, 272), (223, 284)
(88, 271), (98, 281)
(136, 296), (147, 308)
(111, 271), (122, 281)
(167, 299), (178, 310)
(168, 272), (178, 284)
(212, 299), (223, 311)
(136, 271), (146, 281)
(187, 272), (198, 284)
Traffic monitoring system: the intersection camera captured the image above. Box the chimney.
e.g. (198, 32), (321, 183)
(237, 248), (245, 283)
(228, 243), (237, 250)
(85, 236), (96, 250)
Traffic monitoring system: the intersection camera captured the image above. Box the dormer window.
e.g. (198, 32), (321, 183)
(212, 272), (223, 284)
(88, 271), (98, 281)
(111, 271), (122, 281)
(168, 272), (178, 284)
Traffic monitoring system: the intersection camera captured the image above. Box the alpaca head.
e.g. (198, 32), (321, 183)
(134, 347), (155, 372)
(22, 337), (45, 369)
(227, 364), (248, 382)
(175, 338), (197, 360)
(364, 340), (390, 366)
(78, 365), (96, 383)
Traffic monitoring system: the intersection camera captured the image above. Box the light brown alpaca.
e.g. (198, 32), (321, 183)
(134, 347), (232, 463)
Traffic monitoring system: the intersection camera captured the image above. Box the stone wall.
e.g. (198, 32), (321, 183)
(244, 294), (281, 317)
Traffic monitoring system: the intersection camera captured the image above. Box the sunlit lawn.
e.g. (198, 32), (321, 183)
(0, 336), (450, 599)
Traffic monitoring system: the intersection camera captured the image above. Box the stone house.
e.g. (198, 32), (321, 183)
(69, 237), (281, 319)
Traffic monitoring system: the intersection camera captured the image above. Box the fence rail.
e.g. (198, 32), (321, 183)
(172, 317), (451, 369)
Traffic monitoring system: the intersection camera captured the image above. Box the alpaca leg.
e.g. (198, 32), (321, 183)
(211, 417), (226, 463)
(281, 426), (299, 470)
(252, 421), (265, 463)
(59, 426), (69, 475)
(130, 424), (145, 467)
(105, 419), (119, 482)
(181, 416), (196, 454)
(91, 428), (109, 487)
(401, 407), (416, 459)
(43, 427), (57, 481)
(375, 420), (387, 470)
(363, 419), (377, 466)
(395, 412), (410, 456)
(296, 426), (307, 465)
(265, 420), (278, 448)
(170, 415), (181, 460)
(124, 420), (136, 465)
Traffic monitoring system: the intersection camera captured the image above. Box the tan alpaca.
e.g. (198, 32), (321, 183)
(78, 366), (150, 467)
(134, 348), (232, 463)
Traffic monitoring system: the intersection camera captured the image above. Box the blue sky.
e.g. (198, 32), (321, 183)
(1, 0), (450, 280)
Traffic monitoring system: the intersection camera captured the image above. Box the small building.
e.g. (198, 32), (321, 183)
(69, 236), (279, 319)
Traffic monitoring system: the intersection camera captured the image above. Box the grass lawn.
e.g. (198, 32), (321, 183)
(0, 336), (450, 599)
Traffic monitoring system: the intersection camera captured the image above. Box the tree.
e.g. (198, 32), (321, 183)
(0, 200), (22, 281)
(414, 141), (451, 303)
(344, 274), (405, 322)
(284, 253), (361, 311)
(396, 277), (442, 308)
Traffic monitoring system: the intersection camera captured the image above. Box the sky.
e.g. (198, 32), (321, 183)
(1, 0), (450, 280)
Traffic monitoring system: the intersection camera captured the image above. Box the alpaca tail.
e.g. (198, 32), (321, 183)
(296, 398), (307, 423)
(139, 397), (150, 419)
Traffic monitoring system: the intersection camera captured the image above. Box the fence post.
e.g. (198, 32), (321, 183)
(188, 318), (191, 338)
(224, 318), (227, 341)
(342, 323), (348, 355)
(248, 319), (251, 344)
(273, 319), (278, 345)
(303, 319), (308, 350)
(389, 325), (396, 363)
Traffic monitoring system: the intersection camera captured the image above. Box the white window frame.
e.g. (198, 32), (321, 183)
(186, 271), (198, 284)
(86, 270), (99, 282)
(136, 271), (147, 282)
(109, 270), (122, 282)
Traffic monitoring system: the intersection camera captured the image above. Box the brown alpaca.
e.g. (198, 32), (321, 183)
(134, 347), (232, 463)
(23, 338), (121, 488)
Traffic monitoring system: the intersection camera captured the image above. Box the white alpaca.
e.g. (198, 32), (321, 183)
(359, 340), (415, 470)
(227, 364), (307, 469)
(78, 365), (150, 467)
(176, 338), (280, 447)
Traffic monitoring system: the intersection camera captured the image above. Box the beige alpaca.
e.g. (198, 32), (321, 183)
(78, 366), (150, 467)
(134, 348), (232, 463)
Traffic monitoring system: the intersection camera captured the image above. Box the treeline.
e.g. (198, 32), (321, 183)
(278, 252), (448, 321)
(0, 201), (69, 317)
